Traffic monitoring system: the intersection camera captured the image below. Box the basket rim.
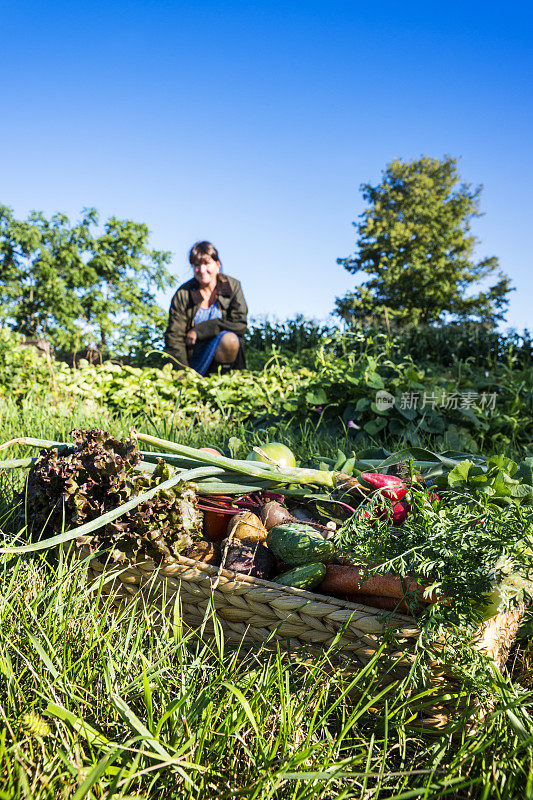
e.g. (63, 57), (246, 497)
(70, 539), (527, 669)
(71, 537), (420, 633)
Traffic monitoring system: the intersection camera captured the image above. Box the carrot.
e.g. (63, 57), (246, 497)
(344, 593), (412, 615)
(318, 564), (437, 603)
(203, 509), (231, 541)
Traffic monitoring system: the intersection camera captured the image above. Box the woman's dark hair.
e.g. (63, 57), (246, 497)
(189, 241), (220, 267)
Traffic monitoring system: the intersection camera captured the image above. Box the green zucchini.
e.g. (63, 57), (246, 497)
(266, 522), (335, 566)
(273, 562), (326, 590)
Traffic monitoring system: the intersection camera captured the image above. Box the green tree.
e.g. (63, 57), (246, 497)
(335, 156), (513, 327)
(0, 206), (173, 355)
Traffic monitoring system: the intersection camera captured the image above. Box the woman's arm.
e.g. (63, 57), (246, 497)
(164, 290), (190, 369)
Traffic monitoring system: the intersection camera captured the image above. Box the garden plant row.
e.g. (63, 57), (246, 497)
(1, 328), (531, 455)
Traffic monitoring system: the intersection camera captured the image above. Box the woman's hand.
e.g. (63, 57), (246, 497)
(185, 329), (197, 347)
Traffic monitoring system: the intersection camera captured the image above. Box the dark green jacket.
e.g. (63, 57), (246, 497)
(164, 274), (248, 369)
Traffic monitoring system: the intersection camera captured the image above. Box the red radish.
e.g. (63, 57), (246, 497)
(360, 472), (408, 502)
(359, 500), (409, 526)
(199, 447), (223, 456)
(392, 500), (410, 525)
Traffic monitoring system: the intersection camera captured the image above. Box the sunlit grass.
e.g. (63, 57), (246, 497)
(1, 406), (533, 798)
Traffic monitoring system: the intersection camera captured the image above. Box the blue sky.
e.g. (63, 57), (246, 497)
(2, 1), (532, 329)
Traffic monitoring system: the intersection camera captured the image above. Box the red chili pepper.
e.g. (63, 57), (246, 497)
(360, 472), (408, 502)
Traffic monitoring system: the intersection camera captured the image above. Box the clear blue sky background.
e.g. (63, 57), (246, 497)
(2, 1), (532, 330)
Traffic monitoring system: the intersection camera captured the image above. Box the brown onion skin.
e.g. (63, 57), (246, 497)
(259, 501), (330, 537)
(259, 501), (293, 531)
(227, 511), (267, 544)
(184, 540), (222, 566)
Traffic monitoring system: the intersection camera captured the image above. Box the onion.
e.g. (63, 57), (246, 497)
(259, 501), (293, 531)
(259, 500), (331, 538)
(227, 511), (267, 544)
(247, 443), (296, 468)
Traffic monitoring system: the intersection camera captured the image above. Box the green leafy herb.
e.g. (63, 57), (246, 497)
(334, 488), (533, 642)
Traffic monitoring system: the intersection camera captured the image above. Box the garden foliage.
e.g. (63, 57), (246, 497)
(1, 328), (531, 456)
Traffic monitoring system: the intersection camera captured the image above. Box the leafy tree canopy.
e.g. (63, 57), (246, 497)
(335, 156), (513, 327)
(0, 205), (173, 355)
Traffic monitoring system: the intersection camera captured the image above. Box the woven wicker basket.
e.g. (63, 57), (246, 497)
(70, 538), (525, 674)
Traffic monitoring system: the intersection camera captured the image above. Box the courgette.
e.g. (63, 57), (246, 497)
(273, 562), (326, 590)
(266, 522), (335, 566)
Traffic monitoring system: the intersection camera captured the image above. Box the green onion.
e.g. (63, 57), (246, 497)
(135, 431), (345, 491)
(0, 457), (36, 470)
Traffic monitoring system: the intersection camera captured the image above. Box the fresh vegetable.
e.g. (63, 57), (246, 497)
(19, 430), (202, 562)
(247, 443), (297, 468)
(361, 500), (410, 527)
(392, 500), (410, 525)
(318, 564), (434, 602)
(203, 509), (231, 541)
(273, 562), (326, 590)
(360, 472), (408, 502)
(266, 523), (335, 566)
(259, 501), (293, 530)
(344, 593), (411, 615)
(227, 511), (267, 544)
(223, 542), (276, 580)
(136, 431), (373, 499)
(184, 540), (222, 566)
(199, 447), (223, 456)
(259, 501), (329, 536)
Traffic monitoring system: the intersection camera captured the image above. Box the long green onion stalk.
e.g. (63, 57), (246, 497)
(0, 432), (368, 498)
(135, 431), (363, 494)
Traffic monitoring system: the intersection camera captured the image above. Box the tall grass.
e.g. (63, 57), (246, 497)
(1, 408), (533, 798)
(3, 546), (533, 796)
(2, 549), (533, 799)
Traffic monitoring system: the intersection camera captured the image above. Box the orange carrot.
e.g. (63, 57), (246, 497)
(318, 564), (437, 603)
(203, 509), (231, 541)
(343, 593), (412, 615)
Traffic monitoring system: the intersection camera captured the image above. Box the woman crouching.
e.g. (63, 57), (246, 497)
(164, 241), (248, 375)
